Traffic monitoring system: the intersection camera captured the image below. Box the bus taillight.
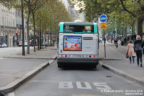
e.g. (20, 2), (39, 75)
(92, 55), (95, 58)
(61, 54), (67, 58)
(89, 55), (95, 58)
(61, 54), (65, 58)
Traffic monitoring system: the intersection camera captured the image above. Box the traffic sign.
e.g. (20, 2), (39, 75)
(100, 14), (108, 22)
(101, 22), (107, 29)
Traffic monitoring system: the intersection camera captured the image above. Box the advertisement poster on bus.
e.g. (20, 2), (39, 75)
(64, 36), (82, 51)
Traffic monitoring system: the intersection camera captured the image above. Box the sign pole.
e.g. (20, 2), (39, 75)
(103, 29), (106, 59)
(100, 14), (108, 59)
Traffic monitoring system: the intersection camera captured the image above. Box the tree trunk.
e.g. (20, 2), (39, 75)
(44, 32), (46, 48)
(42, 30), (44, 48)
(137, 17), (144, 36)
(38, 32), (40, 50)
(27, 0), (31, 54)
(32, 10), (36, 52)
(40, 29), (42, 49)
(132, 21), (135, 35)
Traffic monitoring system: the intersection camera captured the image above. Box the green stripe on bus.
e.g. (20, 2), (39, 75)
(59, 24), (64, 32)
(94, 24), (97, 34)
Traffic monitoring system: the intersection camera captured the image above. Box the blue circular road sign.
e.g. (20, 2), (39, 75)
(100, 14), (108, 22)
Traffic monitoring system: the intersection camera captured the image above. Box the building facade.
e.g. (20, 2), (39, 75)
(0, 4), (28, 47)
(0, 4), (17, 47)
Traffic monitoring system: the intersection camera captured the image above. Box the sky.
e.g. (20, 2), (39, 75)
(60, 0), (85, 21)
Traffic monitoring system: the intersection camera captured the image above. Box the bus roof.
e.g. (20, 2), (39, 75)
(59, 22), (96, 26)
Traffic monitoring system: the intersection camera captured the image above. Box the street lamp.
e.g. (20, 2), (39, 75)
(21, 0), (25, 56)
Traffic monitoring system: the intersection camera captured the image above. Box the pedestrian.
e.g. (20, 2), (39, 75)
(114, 38), (118, 48)
(134, 35), (143, 67)
(132, 37), (135, 45)
(142, 36), (144, 55)
(127, 40), (136, 64)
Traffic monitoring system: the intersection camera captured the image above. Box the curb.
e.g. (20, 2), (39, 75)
(0, 55), (57, 94)
(4, 56), (56, 60)
(101, 63), (144, 86)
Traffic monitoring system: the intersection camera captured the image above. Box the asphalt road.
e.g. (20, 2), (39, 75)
(7, 61), (144, 96)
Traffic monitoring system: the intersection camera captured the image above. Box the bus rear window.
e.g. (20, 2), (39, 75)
(64, 25), (94, 33)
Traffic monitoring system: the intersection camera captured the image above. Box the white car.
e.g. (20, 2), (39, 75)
(19, 41), (28, 46)
(1, 43), (7, 48)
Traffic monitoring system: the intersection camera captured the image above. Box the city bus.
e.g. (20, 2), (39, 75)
(57, 22), (99, 68)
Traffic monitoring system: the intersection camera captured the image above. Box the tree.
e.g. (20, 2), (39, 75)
(33, 0), (72, 47)
(79, 0), (144, 35)
(34, 0), (72, 34)
(119, 0), (144, 35)
(1, 0), (72, 52)
(0, 0), (15, 6)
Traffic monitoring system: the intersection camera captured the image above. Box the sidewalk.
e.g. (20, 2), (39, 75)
(5, 47), (57, 59)
(99, 42), (144, 86)
(0, 46), (57, 94)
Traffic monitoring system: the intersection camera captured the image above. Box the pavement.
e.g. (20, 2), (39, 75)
(99, 41), (144, 86)
(0, 46), (57, 94)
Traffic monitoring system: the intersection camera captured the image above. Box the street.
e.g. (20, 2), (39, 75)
(8, 61), (144, 96)
(0, 0), (144, 96)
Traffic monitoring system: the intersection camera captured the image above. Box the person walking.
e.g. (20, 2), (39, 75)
(134, 35), (143, 67)
(127, 40), (136, 64)
(114, 38), (118, 48)
(132, 37), (135, 44)
(142, 36), (144, 55)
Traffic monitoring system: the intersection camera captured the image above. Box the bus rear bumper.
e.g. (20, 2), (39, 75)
(57, 58), (99, 67)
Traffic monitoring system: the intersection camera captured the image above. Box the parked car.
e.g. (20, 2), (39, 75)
(19, 41), (28, 46)
(0, 43), (7, 48)
(42, 42), (48, 46)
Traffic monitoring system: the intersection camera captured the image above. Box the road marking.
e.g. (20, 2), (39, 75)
(58, 81), (111, 90)
(93, 82), (111, 90)
(76, 81), (92, 89)
(59, 81), (73, 88)
(72, 94), (103, 96)
(7, 92), (15, 96)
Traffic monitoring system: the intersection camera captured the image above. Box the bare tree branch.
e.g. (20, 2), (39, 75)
(119, 0), (136, 17)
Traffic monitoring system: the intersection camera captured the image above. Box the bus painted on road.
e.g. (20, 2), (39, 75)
(57, 22), (99, 68)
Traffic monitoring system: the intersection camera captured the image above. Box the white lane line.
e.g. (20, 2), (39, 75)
(7, 92), (15, 96)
